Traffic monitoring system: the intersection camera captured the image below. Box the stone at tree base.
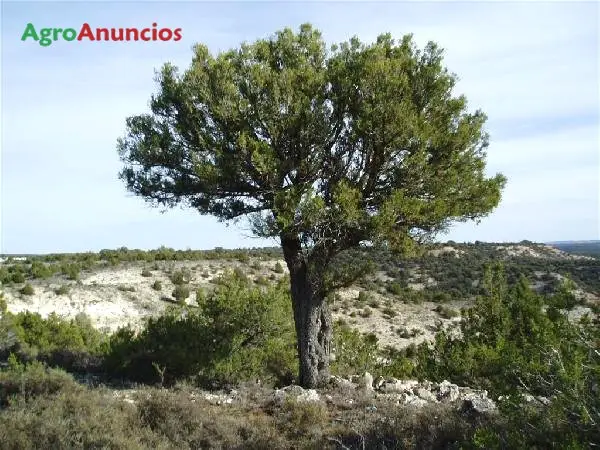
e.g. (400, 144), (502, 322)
(436, 380), (460, 402)
(415, 387), (437, 402)
(362, 372), (374, 391)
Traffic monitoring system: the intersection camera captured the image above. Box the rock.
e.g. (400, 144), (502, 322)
(461, 391), (496, 414)
(380, 379), (419, 394)
(273, 385), (321, 404)
(203, 393), (234, 405)
(373, 376), (386, 390)
(329, 376), (356, 390)
(437, 380), (460, 402)
(362, 372), (374, 391)
(402, 393), (428, 407)
(415, 387), (437, 402)
(297, 389), (320, 403)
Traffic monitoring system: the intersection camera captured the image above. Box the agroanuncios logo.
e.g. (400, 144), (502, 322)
(21, 22), (183, 47)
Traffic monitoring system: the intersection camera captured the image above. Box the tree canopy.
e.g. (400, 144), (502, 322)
(118, 24), (506, 262)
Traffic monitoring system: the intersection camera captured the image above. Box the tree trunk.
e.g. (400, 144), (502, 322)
(282, 236), (332, 388)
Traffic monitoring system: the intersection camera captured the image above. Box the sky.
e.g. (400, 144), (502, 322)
(1, 0), (598, 254)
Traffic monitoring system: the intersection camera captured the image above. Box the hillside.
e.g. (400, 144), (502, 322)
(1, 242), (598, 350)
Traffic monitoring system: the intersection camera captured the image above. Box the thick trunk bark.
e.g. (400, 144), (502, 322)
(282, 236), (332, 388)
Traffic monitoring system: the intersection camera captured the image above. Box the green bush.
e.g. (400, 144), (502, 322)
(117, 285), (135, 292)
(171, 285), (190, 303)
(434, 305), (459, 319)
(54, 284), (70, 296)
(141, 269), (152, 277)
(331, 322), (379, 377)
(5, 311), (108, 365)
(106, 274), (296, 387)
(29, 261), (54, 280)
(273, 262), (284, 273)
(11, 271), (26, 284)
(415, 263), (600, 448)
(255, 275), (269, 286)
(151, 280), (162, 291)
(20, 283), (35, 296)
(61, 263), (80, 281)
(0, 359), (81, 407)
(170, 269), (190, 285)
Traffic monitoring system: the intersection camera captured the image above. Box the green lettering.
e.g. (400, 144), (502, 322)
(21, 23), (39, 42)
(62, 28), (77, 41)
(39, 28), (54, 47)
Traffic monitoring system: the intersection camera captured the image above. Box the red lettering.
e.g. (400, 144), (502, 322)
(77, 23), (95, 41)
(158, 28), (172, 41)
(125, 28), (139, 41)
(140, 28), (151, 41)
(96, 27), (109, 40)
(110, 28), (124, 41)
(173, 28), (182, 41)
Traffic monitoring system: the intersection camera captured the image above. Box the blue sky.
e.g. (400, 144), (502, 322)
(1, 1), (598, 254)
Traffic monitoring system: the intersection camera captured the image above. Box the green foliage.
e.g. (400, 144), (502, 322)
(169, 269), (191, 285)
(434, 305), (459, 319)
(141, 268), (152, 277)
(151, 280), (162, 291)
(29, 261), (55, 279)
(331, 322), (380, 376)
(415, 263), (599, 447)
(9, 311), (107, 355)
(117, 285), (135, 292)
(171, 285), (190, 303)
(273, 261), (284, 273)
(20, 283), (35, 296)
(54, 284), (70, 296)
(11, 270), (25, 284)
(105, 274), (296, 387)
(0, 360), (80, 407)
(117, 23), (505, 289)
(61, 263), (80, 281)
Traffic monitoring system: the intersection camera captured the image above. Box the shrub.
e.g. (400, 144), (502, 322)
(382, 307), (397, 318)
(195, 288), (207, 304)
(273, 262), (284, 273)
(255, 275), (269, 286)
(171, 285), (190, 303)
(415, 264), (600, 448)
(5, 311), (108, 366)
(331, 323), (379, 377)
(61, 263), (80, 281)
(141, 269), (152, 277)
(233, 267), (248, 282)
(105, 274), (296, 387)
(151, 280), (162, 291)
(54, 284), (70, 296)
(359, 307), (372, 318)
(0, 359), (81, 407)
(386, 282), (403, 295)
(357, 291), (372, 304)
(117, 285), (135, 292)
(29, 261), (54, 279)
(11, 271), (25, 284)
(20, 283), (35, 296)
(170, 269), (190, 285)
(434, 305), (459, 319)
